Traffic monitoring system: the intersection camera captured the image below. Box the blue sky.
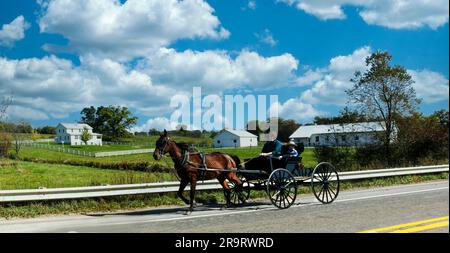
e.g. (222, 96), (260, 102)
(0, 0), (448, 131)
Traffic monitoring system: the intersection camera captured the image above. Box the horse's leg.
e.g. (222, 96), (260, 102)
(187, 176), (197, 215)
(178, 178), (190, 205)
(218, 175), (232, 208)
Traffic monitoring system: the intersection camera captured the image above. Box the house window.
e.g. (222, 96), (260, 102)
(315, 136), (320, 142)
(233, 140), (237, 143)
(325, 136), (329, 142)
(217, 140), (221, 144)
(354, 135), (359, 141)
(342, 135), (346, 142)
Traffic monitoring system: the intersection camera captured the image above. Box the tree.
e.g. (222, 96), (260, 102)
(11, 120), (29, 157)
(81, 127), (91, 145)
(80, 106), (138, 140)
(314, 107), (371, 125)
(347, 51), (420, 159)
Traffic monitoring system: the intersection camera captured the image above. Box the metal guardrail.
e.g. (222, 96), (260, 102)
(0, 165), (448, 203)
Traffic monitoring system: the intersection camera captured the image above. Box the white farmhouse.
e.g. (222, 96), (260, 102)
(289, 122), (394, 147)
(55, 123), (102, 146)
(213, 129), (258, 148)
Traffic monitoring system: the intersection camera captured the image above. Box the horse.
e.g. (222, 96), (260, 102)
(153, 130), (244, 214)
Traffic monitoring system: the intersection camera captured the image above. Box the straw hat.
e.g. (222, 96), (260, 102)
(287, 140), (297, 147)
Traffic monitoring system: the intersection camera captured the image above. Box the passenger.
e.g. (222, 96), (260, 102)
(285, 140), (299, 157)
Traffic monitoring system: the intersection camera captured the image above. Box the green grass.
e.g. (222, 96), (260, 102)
(15, 144), (318, 169)
(46, 142), (152, 152)
(0, 172), (447, 219)
(0, 159), (177, 190)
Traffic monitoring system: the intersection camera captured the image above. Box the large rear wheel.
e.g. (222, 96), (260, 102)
(311, 162), (340, 204)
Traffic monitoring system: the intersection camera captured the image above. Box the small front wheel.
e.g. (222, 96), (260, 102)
(267, 168), (297, 209)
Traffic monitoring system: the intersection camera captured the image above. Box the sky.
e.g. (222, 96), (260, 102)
(0, 0), (448, 132)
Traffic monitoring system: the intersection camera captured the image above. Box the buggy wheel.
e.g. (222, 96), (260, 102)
(311, 162), (340, 204)
(226, 174), (251, 206)
(267, 168), (297, 209)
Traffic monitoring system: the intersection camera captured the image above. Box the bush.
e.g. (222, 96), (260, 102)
(314, 146), (358, 171)
(0, 133), (12, 157)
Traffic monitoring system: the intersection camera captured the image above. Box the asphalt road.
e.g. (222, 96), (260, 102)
(0, 180), (448, 233)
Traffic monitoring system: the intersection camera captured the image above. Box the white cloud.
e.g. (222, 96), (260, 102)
(255, 29), (278, 46)
(269, 98), (322, 122)
(409, 70), (449, 103)
(278, 0), (449, 29)
(299, 46), (449, 106)
(5, 105), (49, 121)
(38, 0), (230, 60)
(0, 16), (30, 47)
(138, 48), (299, 92)
(131, 117), (177, 132)
(300, 46), (371, 105)
(0, 55), (177, 121)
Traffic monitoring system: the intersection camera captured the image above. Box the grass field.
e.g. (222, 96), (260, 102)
(15, 145), (318, 169)
(0, 159), (177, 190)
(46, 142), (152, 152)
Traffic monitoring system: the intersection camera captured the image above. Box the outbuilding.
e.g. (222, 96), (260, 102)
(213, 129), (258, 148)
(289, 121), (394, 147)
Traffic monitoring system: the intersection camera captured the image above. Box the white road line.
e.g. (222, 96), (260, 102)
(91, 185), (449, 227)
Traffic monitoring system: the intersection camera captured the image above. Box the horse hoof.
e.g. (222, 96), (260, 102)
(185, 210), (192, 215)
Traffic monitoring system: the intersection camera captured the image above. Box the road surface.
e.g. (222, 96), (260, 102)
(0, 180), (448, 233)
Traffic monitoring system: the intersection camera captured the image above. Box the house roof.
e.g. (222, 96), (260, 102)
(217, 129), (258, 138)
(59, 123), (93, 130)
(289, 122), (386, 139)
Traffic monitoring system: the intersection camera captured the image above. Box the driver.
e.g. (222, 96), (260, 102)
(260, 131), (282, 157)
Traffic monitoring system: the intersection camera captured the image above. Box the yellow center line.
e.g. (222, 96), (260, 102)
(359, 216), (449, 233)
(391, 221), (449, 233)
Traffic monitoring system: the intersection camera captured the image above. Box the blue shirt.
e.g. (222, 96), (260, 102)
(287, 148), (299, 157)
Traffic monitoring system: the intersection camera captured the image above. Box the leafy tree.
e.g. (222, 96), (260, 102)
(80, 106), (138, 140)
(81, 127), (91, 145)
(347, 51), (420, 159)
(314, 107), (371, 125)
(36, 126), (56, 135)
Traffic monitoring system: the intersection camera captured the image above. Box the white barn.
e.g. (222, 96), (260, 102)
(55, 123), (102, 146)
(289, 122), (393, 147)
(213, 129), (258, 148)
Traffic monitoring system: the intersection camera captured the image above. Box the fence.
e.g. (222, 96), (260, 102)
(23, 143), (96, 157)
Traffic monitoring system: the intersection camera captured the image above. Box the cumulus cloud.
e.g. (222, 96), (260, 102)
(0, 46), (302, 122)
(300, 46), (371, 105)
(278, 0), (449, 29)
(38, 0), (230, 60)
(131, 117), (177, 132)
(409, 70), (449, 103)
(0, 16), (30, 47)
(138, 48), (299, 92)
(0, 55), (177, 121)
(299, 46), (449, 106)
(269, 98), (322, 122)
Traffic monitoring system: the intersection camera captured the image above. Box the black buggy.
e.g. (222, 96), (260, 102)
(226, 146), (340, 209)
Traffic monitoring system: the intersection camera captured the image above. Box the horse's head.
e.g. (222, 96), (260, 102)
(153, 129), (171, 160)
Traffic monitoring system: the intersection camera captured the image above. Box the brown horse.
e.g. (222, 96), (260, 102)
(153, 130), (243, 214)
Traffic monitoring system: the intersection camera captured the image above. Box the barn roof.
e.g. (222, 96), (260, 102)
(217, 129), (258, 138)
(289, 122), (386, 139)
